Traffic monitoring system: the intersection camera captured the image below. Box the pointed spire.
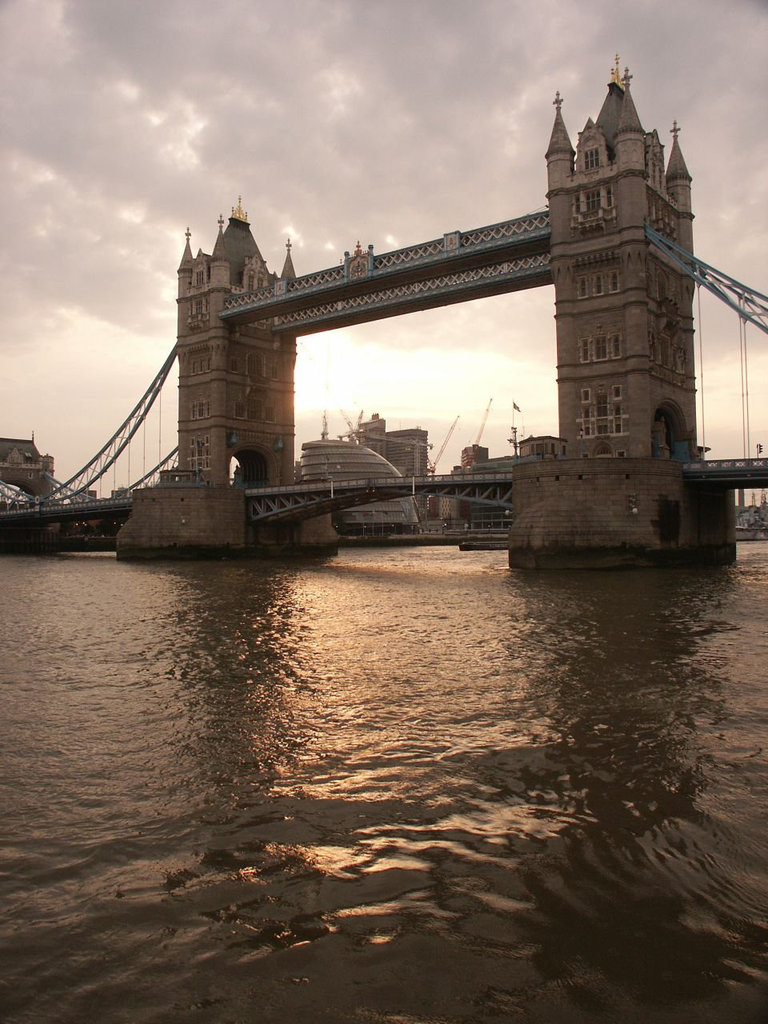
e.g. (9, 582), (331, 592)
(212, 213), (228, 259)
(617, 68), (643, 134)
(546, 91), (575, 160)
(178, 226), (193, 271)
(666, 120), (691, 183)
(280, 237), (296, 280)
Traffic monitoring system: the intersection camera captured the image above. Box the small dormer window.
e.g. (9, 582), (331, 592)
(585, 147), (599, 170)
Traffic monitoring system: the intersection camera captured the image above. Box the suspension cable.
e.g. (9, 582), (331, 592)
(696, 282), (705, 455)
(45, 347), (177, 501)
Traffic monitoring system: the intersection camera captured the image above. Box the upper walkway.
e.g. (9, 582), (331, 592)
(220, 210), (552, 335)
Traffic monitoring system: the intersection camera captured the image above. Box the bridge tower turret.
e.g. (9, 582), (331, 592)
(175, 199), (297, 488)
(546, 62), (698, 462)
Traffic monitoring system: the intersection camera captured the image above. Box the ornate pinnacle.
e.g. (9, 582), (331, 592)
(671, 119), (680, 142)
(231, 196), (248, 222)
(553, 90), (563, 111)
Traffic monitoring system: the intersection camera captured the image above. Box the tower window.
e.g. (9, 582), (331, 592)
(594, 335), (608, 360)
(577, 276), (589, 298)
(593, 275), (604, 296)
(585, 189), (601, 212)
(608, 270), (620, 293)
(579, 339), (590, 362)
(581, 388), (591, 403)
(584, 148), (599, 170)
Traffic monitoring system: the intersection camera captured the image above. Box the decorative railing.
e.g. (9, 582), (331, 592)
(272, 253), (550, 329)
(222, 209), (551, 318)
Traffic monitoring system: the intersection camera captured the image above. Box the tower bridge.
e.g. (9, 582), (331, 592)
(3, 63), (768, 566)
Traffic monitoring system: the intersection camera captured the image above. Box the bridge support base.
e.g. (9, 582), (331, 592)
(116, 486), (338, 559)
(507, 458), (735, 570)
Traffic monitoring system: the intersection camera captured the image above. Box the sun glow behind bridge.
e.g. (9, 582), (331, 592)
(293, 291), (558, 461)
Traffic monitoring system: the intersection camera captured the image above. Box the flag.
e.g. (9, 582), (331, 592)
(513, 402), (521, 412)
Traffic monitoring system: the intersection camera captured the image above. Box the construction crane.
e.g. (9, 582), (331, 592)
(474, 399), (493, 446)
(428, 415), (460, 474)
(337, 409), (364, 443)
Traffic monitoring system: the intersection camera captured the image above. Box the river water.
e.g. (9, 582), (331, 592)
(1, 545), (767, 1023)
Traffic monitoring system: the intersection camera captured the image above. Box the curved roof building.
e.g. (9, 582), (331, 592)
(300, 439), (420, 533)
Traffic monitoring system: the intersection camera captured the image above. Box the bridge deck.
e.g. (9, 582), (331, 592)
(3, 460), (766, 529)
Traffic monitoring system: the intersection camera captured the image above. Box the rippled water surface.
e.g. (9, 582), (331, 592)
(2, 545), (767, 1023)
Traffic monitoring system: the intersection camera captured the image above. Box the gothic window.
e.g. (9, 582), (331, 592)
(579, 339), (590, 362)
(594, 335), (608, 360)
(596, 391), (610, 434)
(584, 148), (599, 170)
(193, 298), (203, 319)
(265, 403), (276, 423)
(189, 435), (210, 471)
(585, 189), (601, 212)
(195, 270), (204, 287)
(593, 275), (604, 296)
(581, 387), (591, 403)
(608, 270), (620, 293)
(247, 397), (263, 420)
(577, 276), (589, 299)
(234, 400), (246, 419)
(612, 385), (623, 400)
(605, 185), (614, 208)
(611, 333), (621, 357)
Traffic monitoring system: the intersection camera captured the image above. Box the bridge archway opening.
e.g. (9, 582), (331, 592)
(652, 404), (688, 460)
(230, 449), (269, 488)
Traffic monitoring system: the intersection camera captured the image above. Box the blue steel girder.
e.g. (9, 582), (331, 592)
(683, 458), (768, 488)
(221, 211), (552, 335)
(0, 479), (34, 509)
(246, 472), (516, 524)
(645, 226), (768, 335)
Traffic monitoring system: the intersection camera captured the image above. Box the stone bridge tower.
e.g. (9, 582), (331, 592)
(546, 61), (697, 461)
(176, 199), (297, 487)
(508, 64), (734, 567)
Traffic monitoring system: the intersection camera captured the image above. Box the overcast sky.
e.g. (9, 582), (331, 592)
(2, 0), (767, 485)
